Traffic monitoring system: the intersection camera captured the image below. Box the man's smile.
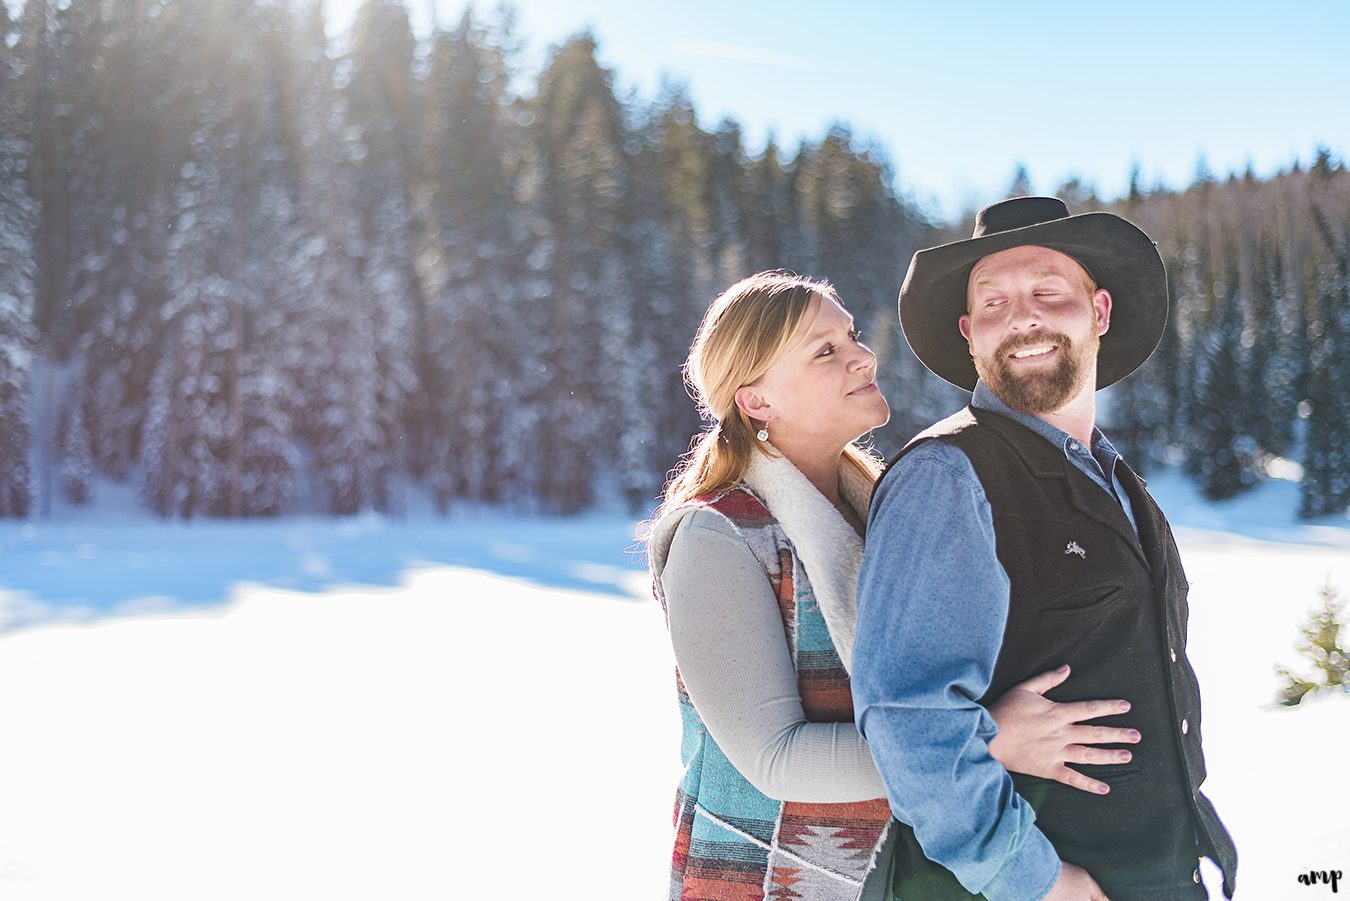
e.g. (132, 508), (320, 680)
(1010, 344), (1058, 360)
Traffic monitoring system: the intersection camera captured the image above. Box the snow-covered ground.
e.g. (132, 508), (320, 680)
(0, 473), (1347, 899)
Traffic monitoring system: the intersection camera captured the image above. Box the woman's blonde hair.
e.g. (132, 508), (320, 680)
(655, 271), (882, 518)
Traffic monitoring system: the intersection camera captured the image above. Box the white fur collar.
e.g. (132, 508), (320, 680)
(742, 446), (872, 672)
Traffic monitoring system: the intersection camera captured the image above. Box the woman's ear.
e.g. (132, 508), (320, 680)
(734, 385), (772, 424)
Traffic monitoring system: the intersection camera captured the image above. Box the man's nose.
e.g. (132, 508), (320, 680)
(1007, 295), (1041, 330)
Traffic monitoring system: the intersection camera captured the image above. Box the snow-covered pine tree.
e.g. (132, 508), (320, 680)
(615, 107), (700, 508)
(1185, 255), (1259, 500)
(67, 0), (179, 486)
(417, 9), (527, 511)
(1299, 254), (1350, 518)
(1165, 220), (1213, 456)
(286, 0), (387, 515)
(142, 0), (304, 517)
(1300, 154), (1350, 518)
(646, 86), (717, 308)
(1246, 235), (1300, 460)
(139, 296), (228, 518)
(524, 35), (631, 512)
(0, 0), (38, 517)
(707, 121), (750, 290)
(743, 138), (791, 275)
(343, 0), (425, 510)
(57, 382), (93, 504)
(1101, 242), (1183, 474)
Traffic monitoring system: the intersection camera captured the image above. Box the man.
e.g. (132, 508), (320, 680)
(852, 197), (1237, 900)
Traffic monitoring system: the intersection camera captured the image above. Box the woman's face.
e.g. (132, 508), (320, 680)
(739, 296), (890, 450)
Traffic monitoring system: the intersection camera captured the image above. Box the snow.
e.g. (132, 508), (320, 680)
(0, 472), (1347, 899)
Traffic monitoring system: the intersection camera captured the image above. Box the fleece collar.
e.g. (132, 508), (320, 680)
(741, 447), (870, 672)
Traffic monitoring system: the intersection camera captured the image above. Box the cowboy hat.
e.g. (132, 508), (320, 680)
(899, 196), (1168, 391)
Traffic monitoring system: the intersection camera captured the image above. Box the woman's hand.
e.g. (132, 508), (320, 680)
(986, 664), (1141, 795)
(1043, 862), (1112, 900)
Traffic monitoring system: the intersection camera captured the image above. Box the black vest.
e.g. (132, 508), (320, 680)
(883, 407), (1236, 901)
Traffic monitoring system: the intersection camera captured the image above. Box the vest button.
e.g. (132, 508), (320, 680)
(1170, 647), (1177, 662)
(1181, 718), (1190, 735)
(1193, 868), (1201, 883)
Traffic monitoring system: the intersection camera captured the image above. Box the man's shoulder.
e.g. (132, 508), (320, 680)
(884, 406), (1013, 476)
(903, 407), (980, 452)
(874, 423), (984, 507)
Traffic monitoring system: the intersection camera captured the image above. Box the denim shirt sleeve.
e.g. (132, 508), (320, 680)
(851, 441), (1061, 901)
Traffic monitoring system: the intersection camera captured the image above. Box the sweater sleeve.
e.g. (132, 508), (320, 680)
(662, 509), (887, 803)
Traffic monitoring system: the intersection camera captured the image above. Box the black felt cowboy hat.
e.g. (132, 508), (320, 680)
(898, 196), (1168, 391)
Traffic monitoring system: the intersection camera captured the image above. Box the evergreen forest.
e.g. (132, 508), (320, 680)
(1, 0), (1347, 519)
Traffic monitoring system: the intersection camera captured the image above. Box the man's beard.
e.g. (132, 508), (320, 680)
(974, 330), (1097, 415)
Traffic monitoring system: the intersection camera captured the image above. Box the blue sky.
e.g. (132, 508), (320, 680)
(328, 1), (1349, 221)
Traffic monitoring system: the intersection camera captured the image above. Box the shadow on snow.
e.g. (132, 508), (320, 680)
(0, 509), (653, 634)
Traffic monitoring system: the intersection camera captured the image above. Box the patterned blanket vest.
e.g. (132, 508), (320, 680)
(655, 488), (891, 901)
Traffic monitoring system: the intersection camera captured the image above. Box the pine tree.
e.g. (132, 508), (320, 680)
(1276, 581), (1349, 705)
(707, 120), (750, 289)
(1246, 236), (1299, 458)
(1300, 161), (1350, 518)
(1299, 255), (1350, 518)
(57, 383), (93, 504)
(288, 0), (387, 515)
(1101, 200), (1178, 470)
(1168, 207), (1218, 464)
(743, 137), (792, 273)
(1185, 256), (1258, 499)
(418, 10), (526, 511)
(1007, 162), (1033, 198)
(77, 0), (179, 483)
(343, 0), (424, 507)
(625, 94), (708, 505)
(140, 0), (303, 517)
(522, 34), (631, 512)
(1126, 161), (1144, 207)
(0, 0), (37, 517)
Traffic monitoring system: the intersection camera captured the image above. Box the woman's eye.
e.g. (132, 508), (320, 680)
(818, 344), (835, 357)
(849, 328), (863, 343)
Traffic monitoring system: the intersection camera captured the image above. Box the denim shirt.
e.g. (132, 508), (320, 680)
(851, 382), (1137, 901)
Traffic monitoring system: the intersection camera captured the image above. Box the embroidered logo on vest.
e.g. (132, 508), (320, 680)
(1065, 540), (1086, 559)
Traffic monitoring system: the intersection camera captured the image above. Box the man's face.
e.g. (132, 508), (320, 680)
(959, 245), (1112, 415)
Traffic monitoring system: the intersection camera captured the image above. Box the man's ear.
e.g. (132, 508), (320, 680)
(734, 385), (772, 423)
(958, 314), (973, 346)
(1093, 288), (1112, 336)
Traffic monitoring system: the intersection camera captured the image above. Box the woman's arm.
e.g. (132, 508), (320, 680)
(665, 509), (1140, 801)
(663, 509), (886, 803)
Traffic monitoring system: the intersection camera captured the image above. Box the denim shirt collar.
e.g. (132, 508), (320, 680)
(970, 380), (1123, 482)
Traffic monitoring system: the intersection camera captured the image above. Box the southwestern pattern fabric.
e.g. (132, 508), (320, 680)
(657, 488), (891, 901)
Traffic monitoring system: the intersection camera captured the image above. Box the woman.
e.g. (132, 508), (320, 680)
(647, 272), (1140, 900)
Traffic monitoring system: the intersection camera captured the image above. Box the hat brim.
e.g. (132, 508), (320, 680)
(899, 211), (1168, 392)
